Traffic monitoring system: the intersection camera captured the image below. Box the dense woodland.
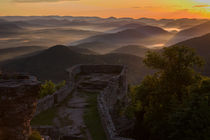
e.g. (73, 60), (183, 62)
(126, 46), (210, 140)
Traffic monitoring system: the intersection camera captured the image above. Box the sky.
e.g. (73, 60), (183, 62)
(1, 0), (210, 18)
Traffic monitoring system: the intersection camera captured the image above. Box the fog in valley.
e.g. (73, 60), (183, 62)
(1, 16), (210, 84)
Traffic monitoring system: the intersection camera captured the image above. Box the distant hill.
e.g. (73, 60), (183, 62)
(0, 45), (153, 84)
(110, 45), (149, 57)
(68, 46), (97, 55)
(72, 25), (172, 48)
(167, 21), (210, 46)
(164, 18), (208, 29)
(0, 21), (23, 36)
(0, 46), (45, 62)
(73, 41), (117, 54)
(106, 23), (145, 33)
(14, 18), (90, 27)
(171, 33), (210, 76)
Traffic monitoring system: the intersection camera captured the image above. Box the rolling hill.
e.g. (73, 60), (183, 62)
(68, 46), (97, 55)
(171, 33), (210, 76)
(71, 25), (172, 47)
(0, 45), (153, 84)
(72, 41), (117, 54)
(0, 21), (23, 36)
(167, 21), (210, 46)
(110, 45), (149, 57)
(164, 18), (208, 30)
(106, 23), (145, 33)
(0, 46), (45, 62)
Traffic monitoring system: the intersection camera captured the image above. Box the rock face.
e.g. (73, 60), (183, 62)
(0, 74), (40, 140)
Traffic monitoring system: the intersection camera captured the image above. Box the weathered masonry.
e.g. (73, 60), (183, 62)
(67, 65), (134, 140)
(33, 65), (134, 140)
(0, 74), (40, 140)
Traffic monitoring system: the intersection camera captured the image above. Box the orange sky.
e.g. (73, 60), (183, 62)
(0, 0), (210, 18)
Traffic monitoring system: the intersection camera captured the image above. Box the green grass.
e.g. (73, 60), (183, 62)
(31, 91), (73, 126)
(83, 93), (107, 140)
(31, 107), (57, 125)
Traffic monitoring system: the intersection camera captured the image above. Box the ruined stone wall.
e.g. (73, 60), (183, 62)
(35, 83), (74, 116)
(35, 64), (133, 140)
(0, 74), (40, 140)
(35, 66), (80, 116)
(97, 68), (134, 140)
(67, 64), (134, 140)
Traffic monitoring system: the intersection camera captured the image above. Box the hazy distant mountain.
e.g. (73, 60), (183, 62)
(1, 17), (92, 27)
(0, 21), (23, 36)
(106, 23), (145, 33)
(110, 45), (149, 57)
(68, 46), (97, 55)
(171, 33), (210, 76)
(167, 21), (210, 46)
(2, 16), (145, 29)
(73, 41), (117, 54)
(0, 46), (45, 62)
(164, 18), (208, 29)
(0, 45), (153, 84)
(138, 18), (174, 27)
(72, 25), (172, 48)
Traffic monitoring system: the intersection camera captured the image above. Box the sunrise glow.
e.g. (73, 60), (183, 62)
(0, 0), (210, 18)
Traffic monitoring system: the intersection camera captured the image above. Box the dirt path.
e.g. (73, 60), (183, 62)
(53, 89), (89, 139)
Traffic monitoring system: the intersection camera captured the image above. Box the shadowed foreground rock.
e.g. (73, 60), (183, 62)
(0, 74), (40, 140)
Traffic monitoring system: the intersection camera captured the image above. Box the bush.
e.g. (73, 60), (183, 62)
(39, 80), (56, 99)
(28, 131), (41, 140)
(39, 80), (66, 99)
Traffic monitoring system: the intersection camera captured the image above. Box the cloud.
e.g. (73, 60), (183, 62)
(194, 5), (210, 8)
(13, 0), (79, 3)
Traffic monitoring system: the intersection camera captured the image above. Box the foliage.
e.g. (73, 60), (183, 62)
(127, 46), (210, 140)
(28, 131), (41, 140)
(38, 80), (66, 99)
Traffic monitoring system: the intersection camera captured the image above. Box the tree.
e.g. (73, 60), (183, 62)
(167, 78), (210, 140)
(128, 46), (207, 140)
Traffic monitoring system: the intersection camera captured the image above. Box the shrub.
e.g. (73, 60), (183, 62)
(38, 80), (66, 99)
(39, 80), (56, 99)
(28, 131), (41, 140)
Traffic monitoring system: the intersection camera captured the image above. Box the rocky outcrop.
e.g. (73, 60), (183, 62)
(0, 74), (40, 140)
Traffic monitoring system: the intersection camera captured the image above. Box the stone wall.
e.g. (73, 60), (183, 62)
(34, 67), (79, 116)
(67, 64), (134, 140)
(0, 74), (40, 140)
(35, 82), (74, 116)
(97, 68), (134, 140)
(34, 64), (133, 140)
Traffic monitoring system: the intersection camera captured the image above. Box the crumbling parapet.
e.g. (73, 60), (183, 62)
(0, 74), (40, 140)
(67, 64), (133, 140)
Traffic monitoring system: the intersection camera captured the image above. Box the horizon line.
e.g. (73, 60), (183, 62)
(0, 15), (209, 20)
